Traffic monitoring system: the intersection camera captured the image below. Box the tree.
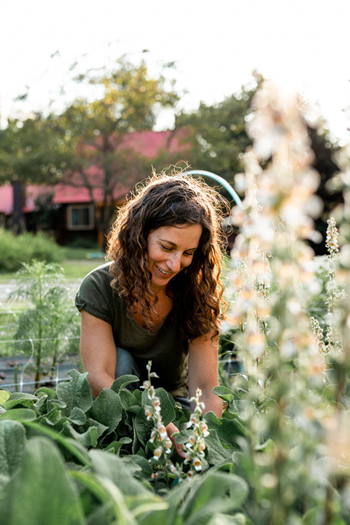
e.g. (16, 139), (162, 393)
(54, 58), (179, 247)
(0, 116), (68, 231)
(175, 76), (261, 189)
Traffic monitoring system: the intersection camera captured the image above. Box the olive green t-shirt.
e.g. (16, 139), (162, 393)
(75, 262), (188, 397)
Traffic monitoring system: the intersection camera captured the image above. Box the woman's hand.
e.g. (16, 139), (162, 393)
(166, 422), (187, 459)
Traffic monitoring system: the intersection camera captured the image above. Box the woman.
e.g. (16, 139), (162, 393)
(75, 171), (229, 456)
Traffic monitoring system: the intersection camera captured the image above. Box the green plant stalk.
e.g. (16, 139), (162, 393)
(35, 272), (43, 390)
(13, 365), (18, 392)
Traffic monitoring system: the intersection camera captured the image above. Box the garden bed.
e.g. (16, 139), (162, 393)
(0, 354), (81, 393)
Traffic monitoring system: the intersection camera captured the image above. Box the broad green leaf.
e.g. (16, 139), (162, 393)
(23, 421), (91, 467)
(0, 408), (37, 422)
(34, 394), (48, 412)
(155, 388), (176, 426)
(205, 412), (245, 448)
(203, 428), (233, 465)
(0, 436), (84, 525)
(89, 449), (149, 496)
(35, 386), (58, 399)
(69, 407), (87, 425)
(85, 418), (110, 438)
(125, 493), (168, 522)
(0, 391), (11, 406)
(0, 473), (9, 491)
(56, 370), (92, 415)
(111, 374), (140, 393)
(182, 471), (248, 521)
(63, 421), (99, 448)
(213, 386), (234, 403)
(106, 437), (132, 455)
(4, 393), (38, 410)
(90, 388), (122, 432)
(134, 387), (175, 445)
(133, 407), (153, 446)
(208, 513), (247, 525)
(37, 408), (63, 427)
(120, 388), (140, 409)
(0, 420), (26, 477)
(123, 454), (153, 480)
(70, 470), (137, 525)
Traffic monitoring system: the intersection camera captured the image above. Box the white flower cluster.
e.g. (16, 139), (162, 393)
(143, 378), (173, 464)
(326, 217), (339, 256)
(184, 388), (209, 477)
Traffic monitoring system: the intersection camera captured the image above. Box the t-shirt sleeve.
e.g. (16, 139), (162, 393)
(75, 266), (115, 325)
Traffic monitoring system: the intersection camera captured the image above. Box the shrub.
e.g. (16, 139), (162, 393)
(9, 260), (80, 388)
(0, 229), (63, 272)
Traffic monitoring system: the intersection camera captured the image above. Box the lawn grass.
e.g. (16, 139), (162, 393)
(62, 259), (106, 280)
(0, 248), (107, 282)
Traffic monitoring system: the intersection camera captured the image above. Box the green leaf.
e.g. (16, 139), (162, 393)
(126, 493), (169, 522)
(4, 393), (38, 410)
(106, 437), (132, 455)
(0, 391), (11, 406)
(23, 421), (91, 467)
(120, 388), (140, 409)
(0, 473), (9, 491)
(205, 412), (245, 448)
(155, 388), (176, 426)
(89, 449), (149, 496)
(69, 407), (87, 425)
(111, 374), (140, 393)
(35, 386), (58, 399)
(122, 454), (153, 480)
(213, 386), (234, 403)
(0, 408), (37, 422)
(133, 406), (153, 446)
(0, 436), (84, 525)
(89, 388), (122, 433)
(134, 388), (175, 445)
(208, 512), (247, 525)
(203, 428), (233, 466)
(63, 421), (99, 448)
(70, 470), (136, 525)
(181, 471), (248, 523)
(56, 370), (92, 416)
(85, 418), (110, 438)
(0, 420), (26, 477)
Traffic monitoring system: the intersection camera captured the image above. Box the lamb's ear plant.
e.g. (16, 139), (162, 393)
(9, 260), (80, 389)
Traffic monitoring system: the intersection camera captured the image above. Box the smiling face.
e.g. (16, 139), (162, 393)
(146, 223), (203, 290)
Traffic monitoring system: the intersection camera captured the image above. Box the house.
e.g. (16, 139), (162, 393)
(0, 129), (191, 247)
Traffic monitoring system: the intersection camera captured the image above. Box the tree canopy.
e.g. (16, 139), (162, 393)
(175, 77), (261, 184)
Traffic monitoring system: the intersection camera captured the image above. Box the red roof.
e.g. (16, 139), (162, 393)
(0, 185), (13, 214)
(0, 129), (191, 214)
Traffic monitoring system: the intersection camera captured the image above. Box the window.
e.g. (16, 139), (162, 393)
(67, 204), (94, 230)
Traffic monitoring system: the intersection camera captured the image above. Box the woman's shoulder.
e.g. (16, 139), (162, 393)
(82, 261), (113, 282)
(79, 261), (121, 295)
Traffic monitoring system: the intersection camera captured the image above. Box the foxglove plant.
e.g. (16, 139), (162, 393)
(226, 82), (333, 524)
(184, 388), (209, 477)
(143, 362), (180, 481)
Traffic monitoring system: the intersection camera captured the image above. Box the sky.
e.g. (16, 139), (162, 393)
(1, 0), (350, 144)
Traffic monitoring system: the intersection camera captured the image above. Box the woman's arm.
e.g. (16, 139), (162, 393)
(187, 332), (222, 418)
(80, 310), (117, 398)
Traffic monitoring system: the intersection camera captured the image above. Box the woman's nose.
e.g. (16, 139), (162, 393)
(167, 252), (182, 272)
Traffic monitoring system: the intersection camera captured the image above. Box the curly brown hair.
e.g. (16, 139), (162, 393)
(107, 170), (229, 342)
